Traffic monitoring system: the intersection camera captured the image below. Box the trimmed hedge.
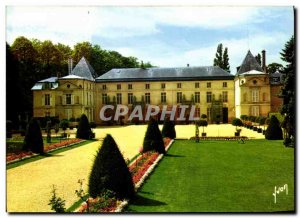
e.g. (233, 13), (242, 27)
(143, 118), (165, 154)
(265, 115), (283, 140)
(23, 118), (44, 154)
(161, 119), (176, 139)
(88, 134), (134, 199)
(76, 114), (92, 139)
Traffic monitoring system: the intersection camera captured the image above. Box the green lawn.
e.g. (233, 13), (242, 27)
(126, 139), (294, 212)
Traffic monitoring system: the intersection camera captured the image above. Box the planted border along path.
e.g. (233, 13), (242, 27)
(126, 139), (294, 212)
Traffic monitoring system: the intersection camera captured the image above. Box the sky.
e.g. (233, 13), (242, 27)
(6, 6), (294, 74)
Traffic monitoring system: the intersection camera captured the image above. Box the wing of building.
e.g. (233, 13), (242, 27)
(32, 51), (283, 124)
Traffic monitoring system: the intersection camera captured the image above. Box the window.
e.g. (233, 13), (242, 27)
(195, 92), (200, 103)
(128, 93), (133, 104)
(252, 89), (259, 102)
(145, 93), (150, 104)
(66, 94), (72, 105)
(206, 92), (212, 103)
(128, 84), (132, 90)
(161, 92), (166, 103)
(207, 108), (211, 121)
(195, 82), (199, 88)
(177, 92), (182, 103)
(207, 82), (211, 88)
(222, 91), (228, 102)
(86, 93), (88, 104)
(117, 84), (121, 90)
(161, 83), (166, 89)
(195, 108), (200, 118)
(251, 106), (259, 116)
(75, 96), (79, 104)
(102, 84), (107, 90)
(45, 94), (50, 106)
(145, 84), (150, 89)
(177, 83), (182, 89)
(102, 94), (108, 104)
(223, 82), (227, 88)
(116, 93), (122, 104)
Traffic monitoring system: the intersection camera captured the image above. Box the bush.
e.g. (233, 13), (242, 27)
(143, 118), (165, 154)
(240, 115), (248, 121)
(48, 185), (66, 213)
(88, 134), (134, 199)
(248, 116), (256, 122)
(23, 118), (44, 154)
(200, 114), (207, 119)
(259, 116), (267, 126)
(265, 115), (283, 140)
(231, 118), (243, 131)
(59, 119), (69, 131)
(69, 117), (76, 122)
(76, 114), (92, 139)
(161, 118), (176, 139)
(197, 120), (208, 133)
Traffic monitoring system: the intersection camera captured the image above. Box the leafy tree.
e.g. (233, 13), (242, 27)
(255, 53), (262, 66)
(265, 115), (283, 140)
(23, 118), (44, 154)
(231, 118), (243, 131)
(72, 41), (93, 63)
(267, 62), (283, 74)
(279, 36), (295, 146)
(11, 36), (37, 64)
(76, 114), (92, 139)
(162, 118), (176, 139)
(213, 43), (230, 72)
(88, 134), (134, 199)
(143, 118), (165, 154)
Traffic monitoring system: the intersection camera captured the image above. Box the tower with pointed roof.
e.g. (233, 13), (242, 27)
(234, 50), (271, 118)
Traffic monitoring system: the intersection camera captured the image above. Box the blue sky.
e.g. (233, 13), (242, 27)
(6, 6), (294, 73)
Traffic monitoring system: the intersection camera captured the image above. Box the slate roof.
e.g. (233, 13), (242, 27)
(70, 57), (98, 81)
(96, 66), (234, 82)
(38, 77), (58, 83)
(31, 77), (59, 90)
(236, 50), (264, 75)
(60, 75), (85, 80)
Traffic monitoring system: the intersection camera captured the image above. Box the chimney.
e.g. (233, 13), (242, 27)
(187, 63), (190, 67)
(68, 58), (73, 75)
(262, 50), (266, 73)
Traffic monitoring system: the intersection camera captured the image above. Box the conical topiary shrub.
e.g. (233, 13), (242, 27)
(76, 114), (92, 139)
(88, 134), (134, 199)
(265, 115), (283, 140)
(161, 118), (176, 139)
(23, 118), (44, 154)
(143, 118), (165, 154)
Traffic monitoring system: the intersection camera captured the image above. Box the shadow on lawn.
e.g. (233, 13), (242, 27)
(130, 194), (167, 207)
(165, 153), (185, 158)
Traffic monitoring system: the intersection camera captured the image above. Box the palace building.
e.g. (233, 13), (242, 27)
(32, 50), (283, 124)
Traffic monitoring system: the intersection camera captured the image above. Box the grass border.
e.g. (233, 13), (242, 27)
(6, 140), (94, 170)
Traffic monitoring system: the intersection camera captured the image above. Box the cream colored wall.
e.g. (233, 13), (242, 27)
(95, 80), (235, 123)
(236, 74), (271, 117)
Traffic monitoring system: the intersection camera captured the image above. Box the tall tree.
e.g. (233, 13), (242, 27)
(279, 36), (295, 146)
(267, 62), (284, 74)
(213, 43), (223, 67)
(255, 53), (262, 66)
(222, 47), (230, 72)
(213, 43), (230, 72)
(72, 42), (93, 63)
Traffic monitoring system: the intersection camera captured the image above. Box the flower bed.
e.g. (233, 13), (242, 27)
(77, 137), (174, 213)
(6, 138), (83, 164)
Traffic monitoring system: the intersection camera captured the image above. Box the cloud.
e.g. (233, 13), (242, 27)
(6, 6), (265, 44)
